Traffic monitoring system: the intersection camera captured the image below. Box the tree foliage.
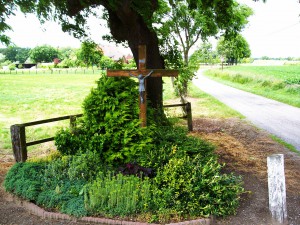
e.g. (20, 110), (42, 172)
(155, 0), (253, 98)
(217, 34), (251, 65)
(157, 1), (252, 64)
(76, 40), (103, 67)
(0, 0), (255, 109)
(29, 45), (59, 63)
(0, 46), (30, 63)
(190, 42), (217, 65)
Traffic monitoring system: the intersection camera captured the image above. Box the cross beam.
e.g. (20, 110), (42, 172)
(107, 45), (178, 127)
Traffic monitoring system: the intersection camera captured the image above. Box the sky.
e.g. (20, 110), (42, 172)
(238, 0), (300, 58)
(1, 0), (300, 58)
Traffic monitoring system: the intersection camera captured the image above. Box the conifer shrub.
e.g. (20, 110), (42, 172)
(55, 75), (154, 165)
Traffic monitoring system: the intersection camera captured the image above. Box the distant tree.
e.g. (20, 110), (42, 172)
(0, 46), (30, 63)
(15, 48), (30, 63)
(29, 45), (59, 63)
(0, 53), (6, 63)
(2, 46), (18, 62)
(261, 56), (270, 60)
(58, 47), (76, 60)
(217, 34), (251, 65)
(190, 42), (217, 65)
(99, 56), (122, 69)
(76, 40), (103, 68)
(155, 0), (253, 100)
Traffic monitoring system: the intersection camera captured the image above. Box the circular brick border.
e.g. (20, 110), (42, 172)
(5, 193), (212, 225)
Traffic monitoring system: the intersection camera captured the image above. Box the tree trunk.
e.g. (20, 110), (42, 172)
(66, 0), (164, 110)
(105, 2), (165, 110)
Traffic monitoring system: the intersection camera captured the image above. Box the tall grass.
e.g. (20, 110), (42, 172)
(205, 65), (300, 108)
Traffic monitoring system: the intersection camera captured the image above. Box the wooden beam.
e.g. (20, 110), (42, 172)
(107, 69), (178, 77)
(139, 45), (146, 70)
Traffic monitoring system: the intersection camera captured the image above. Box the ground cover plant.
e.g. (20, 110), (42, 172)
(4, 75), (244, 223)
(204, 65), (300, 108)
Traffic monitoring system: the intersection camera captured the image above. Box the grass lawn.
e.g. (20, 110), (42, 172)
(0, 71), (241, 155)
(204, 65), (300, 108)
(0, 72), (100, 154)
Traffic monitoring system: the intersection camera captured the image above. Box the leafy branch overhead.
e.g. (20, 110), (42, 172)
(0, 0), (253, 108)
(2, 1), (252, 51)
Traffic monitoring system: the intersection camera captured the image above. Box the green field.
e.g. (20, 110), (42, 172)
(0, 71), (240, 155)
(205, 65), (300, 107)
(0, 72), (100, 153)
(224, 65), (300, 83)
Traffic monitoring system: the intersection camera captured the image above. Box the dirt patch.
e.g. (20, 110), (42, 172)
(0, 118), (300, 224)
(193, 118), (300, 225)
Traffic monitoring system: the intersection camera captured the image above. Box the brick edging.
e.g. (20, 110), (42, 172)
(5, 193), (212, 225)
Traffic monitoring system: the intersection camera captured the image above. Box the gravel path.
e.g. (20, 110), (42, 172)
(193, 69), (300, 151)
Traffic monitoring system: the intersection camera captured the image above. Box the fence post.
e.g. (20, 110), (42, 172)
(10, 124), (27, 162)
(267, 154), (288, 224)
(69, 116), (77, 132)
(186, 102), (193, 131)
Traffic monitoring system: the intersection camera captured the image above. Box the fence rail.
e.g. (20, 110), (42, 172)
(10, 114), (82, 162)
(0, 68), (102, 75)
(10, 103), (192, 163)
(163, 102), (193, 132)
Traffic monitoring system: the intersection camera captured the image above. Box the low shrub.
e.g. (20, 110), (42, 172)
(4, 160), (88, 217)
(153, 154), (243, 217)
(285, 77), (300, 85)
(36, 178), (87, 217)
(4, 162), (44, 201)
(232, 74), (253, 84)
(85, 172), (152, 217)
(137, 126), (215, 170)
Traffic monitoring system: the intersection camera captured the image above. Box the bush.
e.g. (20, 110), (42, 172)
(153, 154), (244, 217)
(55, 127), (90, 155)
(4, 162), (45, 201)
(4, 160), (88, 217)
(137, 126), (215, 170)
(85, 172), (152, 216)
(55, 75), (154, 165)
(8, 63), (16, 70)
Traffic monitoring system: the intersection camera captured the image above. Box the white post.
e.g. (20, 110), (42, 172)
(267, 154), (288, 224)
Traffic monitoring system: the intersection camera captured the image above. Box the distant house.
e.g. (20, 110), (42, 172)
(101, 45), (133, 64)
(125, 54), (134, 63)
(15, 63), (37, 69)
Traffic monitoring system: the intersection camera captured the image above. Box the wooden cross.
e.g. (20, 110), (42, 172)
(107, 45), (178, 127)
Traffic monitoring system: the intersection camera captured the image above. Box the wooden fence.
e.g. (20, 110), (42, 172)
(163, 102), (193, 132)
(10, 114), (82, 162)
(10, 102), (192, 162)
(0, 68), (102, 75)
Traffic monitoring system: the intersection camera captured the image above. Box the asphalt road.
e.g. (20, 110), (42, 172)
(193, 69), (300, 151)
